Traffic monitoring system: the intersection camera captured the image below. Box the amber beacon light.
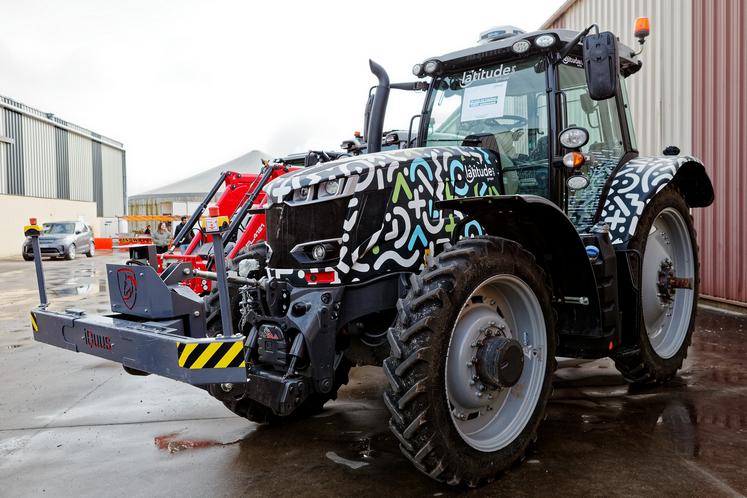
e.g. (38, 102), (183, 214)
(634, 17), (650, 40)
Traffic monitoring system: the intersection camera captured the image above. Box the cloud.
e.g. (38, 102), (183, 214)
(0, 0), (564, 194)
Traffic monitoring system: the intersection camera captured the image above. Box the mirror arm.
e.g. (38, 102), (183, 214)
(390, 81), (429, 91)
(556, 23), (598, 62)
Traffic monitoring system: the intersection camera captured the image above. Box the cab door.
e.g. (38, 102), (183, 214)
(557, 61), (628, 232)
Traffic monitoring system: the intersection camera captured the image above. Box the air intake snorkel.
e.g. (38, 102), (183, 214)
(365, 59), (390, 153)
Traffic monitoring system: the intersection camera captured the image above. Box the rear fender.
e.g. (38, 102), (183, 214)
(438, 195), (605, 351)
(599, 156), (713, 245)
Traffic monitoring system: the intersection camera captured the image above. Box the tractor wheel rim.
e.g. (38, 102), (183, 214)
(641, 207), (695, 359)
(445, 274), (547, 452)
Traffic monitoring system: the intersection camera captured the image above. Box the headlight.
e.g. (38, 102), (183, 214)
(512, 40), (531, 54)
(293, 186), (310, 201)
(424, 60), (441, 75)
(288, 177), (351, 204)
(321, 179), (341, 196)
(559, 127), (589, 149)
(534, 34), (556, 48)
(412, 63), (423, 77)
(312, 244), (327, 261)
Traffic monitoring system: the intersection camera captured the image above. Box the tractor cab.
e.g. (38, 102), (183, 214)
(411, 27), (644, 230)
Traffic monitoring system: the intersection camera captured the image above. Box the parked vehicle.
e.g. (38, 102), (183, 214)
(27, 20), (714, 486)
(23, 221), (94, 260)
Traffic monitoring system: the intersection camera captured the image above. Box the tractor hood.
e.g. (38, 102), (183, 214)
(264, 146), (498, 207)
(263, 145), (504, 286)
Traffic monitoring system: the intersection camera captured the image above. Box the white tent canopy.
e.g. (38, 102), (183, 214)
(129, 149), (273, 201)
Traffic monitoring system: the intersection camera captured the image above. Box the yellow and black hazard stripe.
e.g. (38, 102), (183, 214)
(30, 312), (38, 332)
(177, 340), (245, 369)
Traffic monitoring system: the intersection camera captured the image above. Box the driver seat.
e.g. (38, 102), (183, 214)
(461, 133), (501, 155)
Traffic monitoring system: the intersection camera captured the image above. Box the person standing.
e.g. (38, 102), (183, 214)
(173, 216), (193, 253)
(152, 222), (170, 254)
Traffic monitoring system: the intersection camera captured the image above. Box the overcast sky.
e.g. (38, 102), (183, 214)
(0, 0), (564, 194)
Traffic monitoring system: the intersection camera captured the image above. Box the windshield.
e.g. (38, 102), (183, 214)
(43, 223), (75, 235)
(423, 56), (550, 197)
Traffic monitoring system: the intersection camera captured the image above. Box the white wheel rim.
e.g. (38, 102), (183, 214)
(90, 242), (95, 255)
(69, 245), (75, 259)
(445, 274), (547, 452)
(641, 207), (695, 359)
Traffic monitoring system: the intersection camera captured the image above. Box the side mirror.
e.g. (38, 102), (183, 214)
(384, 132), (400, 146)
(582, 31), (619, 100)
(75, 230), (82, 235)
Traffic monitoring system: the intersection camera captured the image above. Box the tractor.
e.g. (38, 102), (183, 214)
(27, 20), (713, 486)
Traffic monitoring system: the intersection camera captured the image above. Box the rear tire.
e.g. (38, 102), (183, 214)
(23, 253), (33, 261)
(613, 186), (698, 384)
(384, 236), (556, 486)
(85, 241), (95, 257)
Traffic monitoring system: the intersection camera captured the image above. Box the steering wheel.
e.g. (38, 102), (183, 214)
(462, 114), (527, 133)
(483, 115), (527, 129)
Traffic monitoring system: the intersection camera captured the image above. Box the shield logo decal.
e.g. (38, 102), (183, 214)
(116, 268), (138, 310)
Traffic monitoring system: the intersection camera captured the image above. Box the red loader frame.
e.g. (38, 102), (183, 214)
(158, 163), (296, 294)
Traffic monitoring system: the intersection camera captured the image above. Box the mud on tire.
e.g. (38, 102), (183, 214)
(383, 236), (556, 486)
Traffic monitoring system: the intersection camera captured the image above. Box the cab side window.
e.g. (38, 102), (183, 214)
(559, 63), (626, 231)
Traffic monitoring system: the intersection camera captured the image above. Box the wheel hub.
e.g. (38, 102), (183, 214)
(476, 337), (524, 389)
(656, 258), (693, 303)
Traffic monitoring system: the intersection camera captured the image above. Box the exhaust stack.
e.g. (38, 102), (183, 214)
(366, 59), (390, 153)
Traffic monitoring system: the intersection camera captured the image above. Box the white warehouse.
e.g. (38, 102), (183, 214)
(0, 95), (126, 258)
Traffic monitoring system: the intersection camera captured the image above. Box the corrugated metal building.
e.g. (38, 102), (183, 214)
(543, 0), (746, 306)
(0, 94), (126, 257)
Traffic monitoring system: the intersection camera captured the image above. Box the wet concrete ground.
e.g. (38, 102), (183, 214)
(0, 251), (745, 497)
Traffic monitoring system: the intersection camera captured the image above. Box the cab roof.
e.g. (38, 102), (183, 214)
(427, 28), (640, 76)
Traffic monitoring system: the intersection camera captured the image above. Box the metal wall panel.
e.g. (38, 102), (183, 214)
(544, 0), (693, 157)
(4, 109), (24, 195)
(122, 151), (127, 215)
(22, 116), (56, 198)
(92, 140), (103, 217)
(101, 144), (125, 217)
(0, 95), (124, 215)
(692, 0), (747, 304)
(67, 133), (93, 202)
(55, 127), (70, 199)
(0, 108), (6, 194)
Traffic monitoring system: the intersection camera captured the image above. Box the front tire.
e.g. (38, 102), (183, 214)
(65, 243), (76, 260)
(384, 237), (556, 486)
(613, 186), (698, 384)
